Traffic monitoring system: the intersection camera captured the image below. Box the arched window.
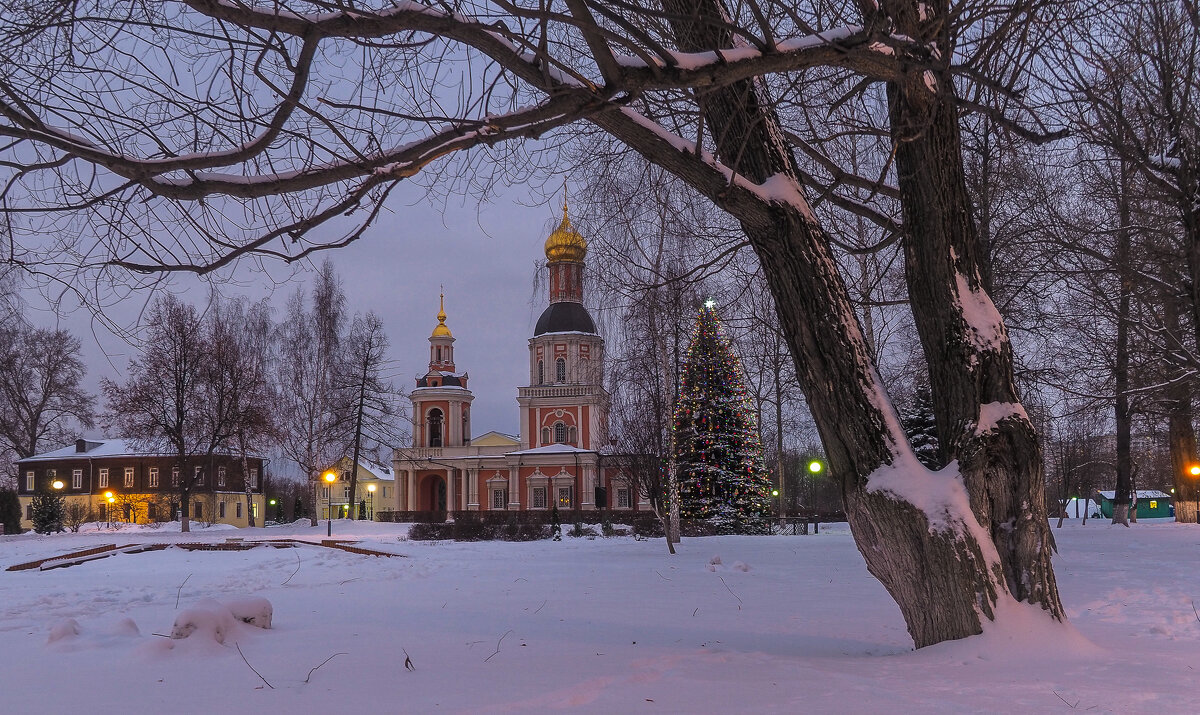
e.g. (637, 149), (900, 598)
(542, 427), (551, 445)
(436, 346), (442, 362)
(554, 422), (567, 443)
(428, 408), (444, 447)
(537, 360), (544, 385)
(555, 357), (566, 382)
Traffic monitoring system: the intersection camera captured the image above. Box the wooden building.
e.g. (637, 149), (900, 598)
(15, 438), (266, 529)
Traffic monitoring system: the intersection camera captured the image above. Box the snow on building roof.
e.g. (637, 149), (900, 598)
(359, 458), (394, 480)
(1096, 490), (1172, 500)
(19, 438), (174, 462)
(508, 444), (596, 456)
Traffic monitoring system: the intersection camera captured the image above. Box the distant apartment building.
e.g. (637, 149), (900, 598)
(15, 438), (265, 529)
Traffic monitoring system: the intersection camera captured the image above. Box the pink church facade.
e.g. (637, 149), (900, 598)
(391, 204), (644, 516)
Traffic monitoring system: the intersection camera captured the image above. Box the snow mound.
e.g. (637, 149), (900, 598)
(107, 618), (141, 637)
(170, 597), (273, 644)
(225, 597), (273, 629)
(47, 618), (81, 643)
(709, 555), (722, 565)
(732, 561), (750, 572)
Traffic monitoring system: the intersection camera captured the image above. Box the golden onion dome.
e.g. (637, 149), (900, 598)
(544, 200), (587, 263)
(431, 292), (453, 338)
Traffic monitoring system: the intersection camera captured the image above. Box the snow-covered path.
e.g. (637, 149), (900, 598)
(2, 519), (1196, 713)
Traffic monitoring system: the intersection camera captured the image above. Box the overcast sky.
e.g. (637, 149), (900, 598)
(23, 183), (570, 450)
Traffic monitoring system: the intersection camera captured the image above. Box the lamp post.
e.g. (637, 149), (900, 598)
(367, 483), (376, 521)
(323, 470), (337, 537)
(105, 492), (115, 528)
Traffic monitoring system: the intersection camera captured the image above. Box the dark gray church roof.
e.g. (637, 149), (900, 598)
(533, 302), (597, 336)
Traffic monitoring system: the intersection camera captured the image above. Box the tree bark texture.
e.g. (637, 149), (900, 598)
(1169, 402), (1199, 522)
(1111, 157), (1134, 525)
(649, 0), (1024, 647)
(880, 0), (1063, 618)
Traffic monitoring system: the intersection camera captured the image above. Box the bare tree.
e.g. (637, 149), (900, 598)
(274, 261), (351, 526)
(62, 500), (92, 533)
(0, 0), (1066, 647)
(0, 324), (95, 459)
(103, 295), (209, 532)
(339, 311), (404, 519)
(208, 298), (275, 527)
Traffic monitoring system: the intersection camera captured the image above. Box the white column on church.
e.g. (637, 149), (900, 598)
(581, 463), (596, 510)
(508, 468), (521, 508)
(407, 468), (416, 511)
(448, 401), (461, 446)
(467, 468), (480, 510)
(446, 468), (457, 515)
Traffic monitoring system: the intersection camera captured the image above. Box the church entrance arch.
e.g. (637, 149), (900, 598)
(420, 474), (447, 512)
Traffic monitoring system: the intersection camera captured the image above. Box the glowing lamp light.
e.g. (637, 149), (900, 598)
(51, 480), (64, 490)
(269, 499), (277, 505)
(1189, 465), (1200, 477)
(104, 491), (113, 499)
(323, 470), (337, 483)
(367, 484), (376, 493)
(808, 460), (824, 474)
(771, 489), (779, 497)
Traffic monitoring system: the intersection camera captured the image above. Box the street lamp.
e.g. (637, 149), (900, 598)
(323, 470), (337, 536)
(367, 483), (376, 520)
(105, 491), (115, 528)
(51, 479), (64, 490)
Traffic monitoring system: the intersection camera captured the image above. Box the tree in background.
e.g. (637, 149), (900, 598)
(0, 324), (95, 460)
(899, 385), (941, 470)
(206, 298), (275, 527)
(274, 261), (352, 526)
(0, 488), (21, 534)
(674, 302), (772, 534)
(339, 311), (404, 519)
(62, 501), (91, 533)
(29, 487), (64, 534)
(104, 295), (209, 532)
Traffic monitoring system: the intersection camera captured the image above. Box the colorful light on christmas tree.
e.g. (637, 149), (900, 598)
(672, 300), (773, 534)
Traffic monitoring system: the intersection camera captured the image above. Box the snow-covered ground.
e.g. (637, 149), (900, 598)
(2, 518), (1197, 713)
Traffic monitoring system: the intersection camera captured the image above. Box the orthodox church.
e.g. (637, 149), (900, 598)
(390, 202), (641, 514)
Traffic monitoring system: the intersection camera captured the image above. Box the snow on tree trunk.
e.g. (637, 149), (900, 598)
(643, 0), (1062, 646)
(881, 0), (1063, 620)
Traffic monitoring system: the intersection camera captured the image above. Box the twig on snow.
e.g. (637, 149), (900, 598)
(1053, 691), (1079, 708)
(235, 642), (274, 689)
(533, 600), (547, 614)
(655, 570), (671, 581)
(175, 573), (192, 609)
(717, 576), (742, 610)
(281, 551), (301, 586)
(484, 630), (513, 663)
(1191, 600), (1199, 623)
(338, 577), (361, 586)
(305, 652), (348, 683)
(403, 648), (415, 671)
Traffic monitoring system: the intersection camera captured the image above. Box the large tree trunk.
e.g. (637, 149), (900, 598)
(1112, 157), (1134, 526)
(880, 0), (1062, 616)
(642, 0), (1034, 648)
(1169, 403), (1198, 522)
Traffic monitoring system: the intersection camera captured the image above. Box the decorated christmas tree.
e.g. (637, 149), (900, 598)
(673, 300), (773, 534)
